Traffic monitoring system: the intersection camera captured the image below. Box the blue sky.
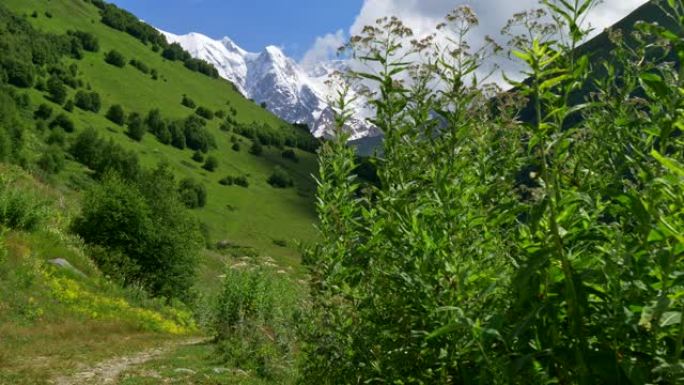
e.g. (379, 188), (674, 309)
(108, 0), (362, 59)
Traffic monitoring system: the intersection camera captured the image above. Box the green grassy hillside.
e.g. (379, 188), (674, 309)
(3, 0), (318, 264)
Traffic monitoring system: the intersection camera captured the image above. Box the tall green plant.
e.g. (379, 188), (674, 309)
(301, 0), (684, 384)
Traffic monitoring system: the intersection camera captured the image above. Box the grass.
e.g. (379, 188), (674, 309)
(117, 340), (281, 385)
(4, 0), (319, 266)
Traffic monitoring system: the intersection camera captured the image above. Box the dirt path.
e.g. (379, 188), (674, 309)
(52, 337), (208, 385)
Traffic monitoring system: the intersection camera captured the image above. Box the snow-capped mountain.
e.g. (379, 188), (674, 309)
(160, 30), (379, 140)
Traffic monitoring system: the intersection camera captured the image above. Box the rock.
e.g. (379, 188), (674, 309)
(173, 368), (196, 375)
(212, 367), (230, 374)
(47, 258), (86, 277)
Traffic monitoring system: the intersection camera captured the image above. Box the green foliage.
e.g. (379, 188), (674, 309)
(249, 140), (263, 156)
(36, 145), (65, 175)
(214, 264), (301, 381)
(202, 155), (218, 172)
(0, 171), (49, 231)
(231, 142), (240, 152)
(70, 128), (140, 180)
(129, 58), (149, 74)
(48, 113), (74, 133)
(34, 103), (53, 120)
(74, 90), (101, 113)
(281, 148), (298, 163)
(191, 150), (204, 163)
(300, 2), (684, 384)
(195, 105), (214, 120)
(267, 166), (293, 189)
(125, 112), (145, 141)
(106, 104), (125, 126)
(219, 175), (249, 188)
(178, 177), (207, 209)
(183, 115), (215, 153)
(104, 49), (126, 67)
(181, 94), (196, 109)
(67, 30), (99, 52)
(73, 166), (203, 300)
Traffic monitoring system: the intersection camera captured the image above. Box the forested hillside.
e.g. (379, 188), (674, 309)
(0, 0), (321, 262)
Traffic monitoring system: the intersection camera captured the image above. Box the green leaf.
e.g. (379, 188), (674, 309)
(639, 73), (669, 98)
(652, 150), (684, 177)
(660, 311), (681, 327)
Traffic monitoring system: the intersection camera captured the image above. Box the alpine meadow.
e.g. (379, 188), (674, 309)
(0, 0), (683, 384)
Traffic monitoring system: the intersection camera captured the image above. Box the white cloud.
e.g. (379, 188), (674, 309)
(300, 29), (347, 67)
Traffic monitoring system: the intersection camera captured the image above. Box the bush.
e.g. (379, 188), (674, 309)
(106, 104), (126, 125)
(126, 112), (145, 141)
(219, 175), (249, 188)
(0, 172), (49, 231)
(249, 141), (263, 156)
(104, 49), (126, 67)
(49, 113), (75, 133)
(267, 166), (293, 188)
(34, 104), (53, 120)
(129, 59), (149, 74)
(68, 30), (99, 52)
(63, 99), (74, 112)
(195, 106), (214, 120)
(181, 94), (196, 109)
(231, 142), (240, 152)
(74, 90), (101, 112)
(281, 149), (298, 163)
(300, 3), (684, 384)
(46, 76), (67, 105)
(178, 177), (207, 209)
(73, 166), (202, 300)
(191, 151), (204, 163)
(214, 265), (300, 380)
(183, 115), (215, 153)
(202, 155), (218, 172)
(70, 128), (140, 179)
(3, 59), (34, 88)
(37, 145), (65, 175)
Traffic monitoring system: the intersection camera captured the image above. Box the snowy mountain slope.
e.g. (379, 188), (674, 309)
(160, 30), (379, 140)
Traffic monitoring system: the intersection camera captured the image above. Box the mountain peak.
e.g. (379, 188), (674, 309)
(163, 32), (377, 140)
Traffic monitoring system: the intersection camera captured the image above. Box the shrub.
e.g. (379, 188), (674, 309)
(281, 148), (298, 163)
(183, 115), (215, 153)
(300, 3), (684, 384)
(267, 166), (293, 188)
(126, 112), (145, 141)
(106, 104), (125, 125)
(178, 177), (207, 209)
(219, 175), (248, 188)
(3, 59), (34, 88)
(46, 76), (67, 104)
(202, 155), (218, 172)
(129, 59), (149, 74)
(181, 94), (196, 109)
(70, 128), (140, 179)
(49, 113), (75, 133)
(0, 172), (49, 231)
(104, 49), (126, 67)
(214, 265), (300, 380)
(63, 99), (74, 112)
(68, 30), (99, 52)
(37, 145), (65, 175)
(231, 142), (240, 152)
(34, 104), (53, 120)
(191, 151), (204, 163)
(249, 141), (263, 156)
(73, 166), (202, 300)
(195, 106), (214, 120)
(74, 90), (101, 112)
